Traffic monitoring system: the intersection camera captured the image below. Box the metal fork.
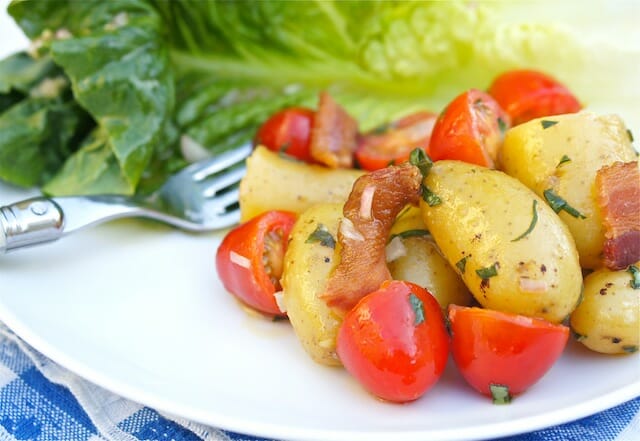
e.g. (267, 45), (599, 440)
(0, 143), (252, 253)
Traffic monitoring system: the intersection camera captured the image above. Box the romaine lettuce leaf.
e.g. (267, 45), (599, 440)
(9, 0), (175, 195)
(2, 0), (636, 195)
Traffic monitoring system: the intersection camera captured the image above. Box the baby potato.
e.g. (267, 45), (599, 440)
(388, 207), (473, 309)
(500, 112), (637, 269)
(280, 203), (344, 366)
(570, 264), (640, 355)
(239, 146), (363, 221)
(420, 160), (583, 323)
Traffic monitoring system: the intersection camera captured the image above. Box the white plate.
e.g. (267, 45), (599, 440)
(1, 2), (639, 441)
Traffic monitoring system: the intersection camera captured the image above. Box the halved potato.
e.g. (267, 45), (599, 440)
(500, 112), (637, 269)
(239, 146), (363, 221)
(388, 207), (473, 309)
(420, 160), (583, 323)
(280, 203), (344, 366)
(570, 264), (640, 354)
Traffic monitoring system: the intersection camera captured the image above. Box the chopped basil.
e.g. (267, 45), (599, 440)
(409, 148), (433, 177)
(543, 189), (586, 219)
(476, 263), (498, 279)
(541, 120), (558, 129)
(571, 329), (586, 341)
(557, 155), (571, 167)
(490, 384), (512, 404)
(387, 158), (396, 166)
(628, 265), (640, 289)
(389, 229), (431, 242)
(278, 142), (291, 153)
(623, 345), (639, 354)
(409, 293), (425, 326)
(456, 255), (470, 274)
(511, 200), (538, 242)
(305, 224), (336, 248)
(372, 121), (393, 135)
(421, 185), (442, 206)
(497, 117), (508, 135)
(627, 128), (634, 143)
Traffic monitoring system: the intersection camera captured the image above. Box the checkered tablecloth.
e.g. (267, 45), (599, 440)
(0, 322), (638, 441)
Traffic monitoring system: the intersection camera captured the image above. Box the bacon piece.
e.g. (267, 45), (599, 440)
(310, 92), (358, 168)
(321, 163), (422, 314)
(595, 161), (640, 270)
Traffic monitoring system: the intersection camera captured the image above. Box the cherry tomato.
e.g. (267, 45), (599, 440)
(488, 69), (581, 126)
(426, 89), (510, 168)
(355, 111), (438, 171)
(336, 280), (450, 403)
(448, 305), (569, 403)
(255, 107), (315, 162)
(216, 210), (297, 316)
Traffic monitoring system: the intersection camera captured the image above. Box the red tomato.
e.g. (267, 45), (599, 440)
(448, 305), (569, 403)
(254, 107), (315, 162)
(427, 89), (509, 168)
(216, 210), (297, 316)
(488, 69), (581, 126)
(336, 280), (450, 403)
(355, 111), (438, 171)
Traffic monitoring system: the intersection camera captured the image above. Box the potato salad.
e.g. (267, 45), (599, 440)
(215, 69), (640, 405)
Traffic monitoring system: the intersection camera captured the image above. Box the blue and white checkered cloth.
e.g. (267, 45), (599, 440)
(0, 322), (638, 441)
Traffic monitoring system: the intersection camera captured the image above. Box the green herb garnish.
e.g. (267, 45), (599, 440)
(490, 384), (512, 404)
(456, 255), (470, 274)
(421, 185), (442, 206)
(571, 329), (586, 342)
(409, 148), (433, 177)
(511, 200), (538, 242)
(476, 263), (498, 279)
(543, 189), (586, 219)
(497, 117), (507, 135)
(557, 155), (571, 167)
(389, 229), (431, 242)
(628, 265), (640, 289)
(623, 345), (639, 354)
(627, 129), (634, 143)
(541, 120), (558, 129)
(305, 224), (336, 248)
(409, 293), (425, 326)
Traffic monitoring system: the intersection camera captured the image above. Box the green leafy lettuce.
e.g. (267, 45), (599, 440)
(0, 0), (631, 195)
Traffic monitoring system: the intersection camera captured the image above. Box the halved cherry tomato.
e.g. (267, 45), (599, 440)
(355, 111), (438, 171)
(448, 305), (569, 403)
(216, 210), (297, 316)
(426, 89), (510, 168)
(336, 280), (450, 403)
(254, 107), (315, 162)
(488, 69), (581, 126)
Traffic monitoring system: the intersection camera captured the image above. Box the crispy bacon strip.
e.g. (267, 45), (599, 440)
(595, 161), (640, 270)
(321, 163), (422, 314)
(310, 92), (358, 168)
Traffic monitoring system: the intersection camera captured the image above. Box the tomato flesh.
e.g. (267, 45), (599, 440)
(448, 305), (569, 399)
(255, 107), (315, 162)
(488, 69), (581, 126)
(427, 89), (509, 168)
(216, 210), (297, 316)
(355, 111), (437, 171)
(337, 280), (450, 403)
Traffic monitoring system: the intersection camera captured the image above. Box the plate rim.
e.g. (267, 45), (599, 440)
(0, 297), (638, 441)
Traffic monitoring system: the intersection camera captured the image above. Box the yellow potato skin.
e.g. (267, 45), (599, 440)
(280, 203), (343, 366)
(570, 264), (640, 355)
(421, 160), (582, 323)
(239, 146), (363, 222)
(388, 207), (473, 309)
(500, 113), (637, 269)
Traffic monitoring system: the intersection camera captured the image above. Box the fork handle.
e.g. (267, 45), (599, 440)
(0, 197), (64, 253)
(0, 195), (147, 253)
